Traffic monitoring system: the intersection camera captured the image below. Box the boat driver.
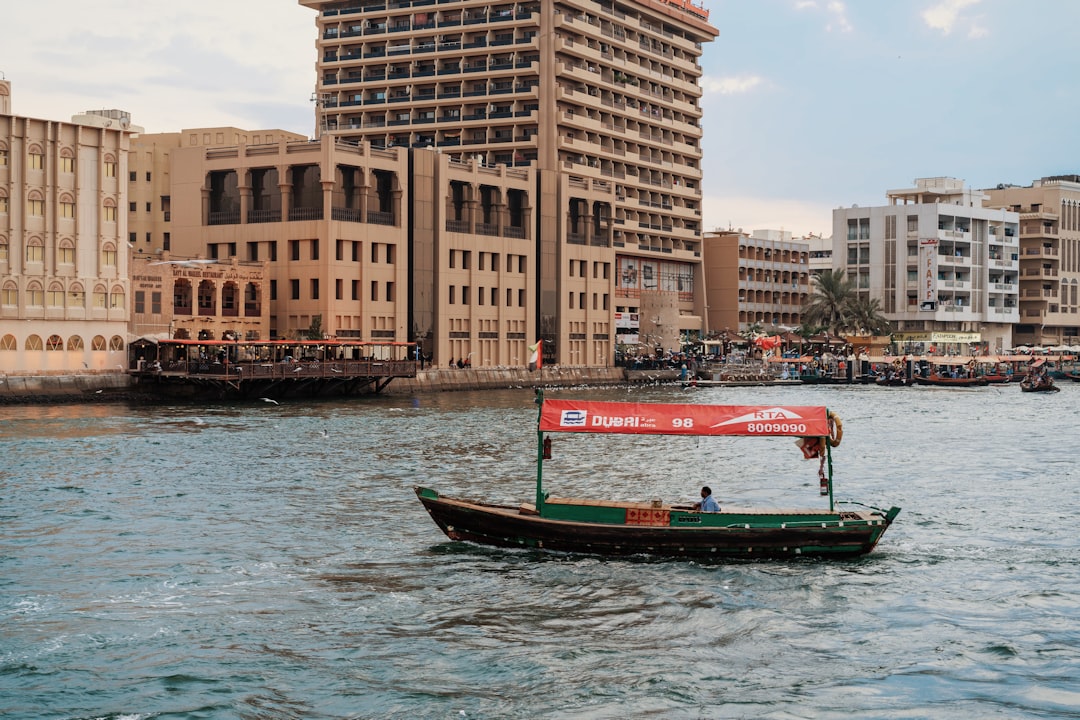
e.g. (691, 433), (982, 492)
(693, 486), (721, 513)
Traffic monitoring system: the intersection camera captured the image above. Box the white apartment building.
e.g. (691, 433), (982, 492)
(0, 80), (134, 373)
(833, 177), (1020, 354)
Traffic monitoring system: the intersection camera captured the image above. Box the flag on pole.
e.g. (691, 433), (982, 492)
(528, 340), (543, 371)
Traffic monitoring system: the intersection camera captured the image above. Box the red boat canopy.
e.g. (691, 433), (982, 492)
(539, 400), (830, 437)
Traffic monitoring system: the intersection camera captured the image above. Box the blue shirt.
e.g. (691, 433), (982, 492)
(699, 494), (720, 513)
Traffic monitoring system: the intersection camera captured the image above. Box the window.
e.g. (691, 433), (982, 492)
(290, 279), (300, 300)
(372, 243), (380, 263)
(1, 284), (16, 306)
(129, 202), (137, 212)
(27, 285), (44, 306)
(129, 171), (137, 181)
(0, 239), (9, 261)
(270, 279), (277, 300)
(310, 239), (319, 261)
(311, 278), (319, 300)
(146, 202), (151, 212)
(58, 201), (75, 218)
(0, 196), (7, 213)
(93, 289), (107, 307)
(28, 199), (44, 216)
(490, 287), (497, 306)
(104, 206), (117, 222)
(26, 242), (44, 262)
(462, 285), (470, 304)
(351, 279), (359, 300)
(386, 282), (395, 302)
(67, 288), (84, 307)
(60, 157), (74, 173)
(371, 281), (379, 301)
(28, 153), (44, 170)
(46, 335), (64, 351)
(336, 278), (343, 300)
(47, 287), (65, 307)
(102, 248), (117, 266)
(449, 285), (456, 304)
(151, 291), (161, 314)
(0, 149), (7, 166)
(104, 161), (116, 177)
(146, 172), (152, 182)
(110, 289), (125, 308)
(134, 291), (145, 313)
(290, 240), (300, 261)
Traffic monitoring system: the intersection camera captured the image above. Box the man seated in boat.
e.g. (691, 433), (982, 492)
(692, 486), (721, 513)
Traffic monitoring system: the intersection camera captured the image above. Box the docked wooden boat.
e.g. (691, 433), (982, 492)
(912, 373), (988, 387)
(416, 396), (900, 560)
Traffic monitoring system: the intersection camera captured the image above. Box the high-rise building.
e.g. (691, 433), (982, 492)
(299, 0), (717, 363)
(984, 176), (1080, 348)
(0, 80), (135, 373)
(833, 178), (1020, 354)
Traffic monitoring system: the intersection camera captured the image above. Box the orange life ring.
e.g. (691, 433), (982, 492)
(827, 411), (843, 447)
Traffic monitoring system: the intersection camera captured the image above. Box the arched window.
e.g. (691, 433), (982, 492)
(0, 233), (8, 261)
(1, 280), (15, 306)
(26, 281), (44, 307)
(0, 334), (16, 350)
(47, 282), (65, 307)
(67, 335), (84, 351)
(109, 335), (125, 351)
(91, 335), (107, 351)
(25, 334), (43, 351)
(67, 283), (85, 308)
(92, 284), (108, 308)
(173, 279), (193, 315)
(26, 236), (44, 263)
(101, 242), (117, 267)
(46, 334), (64, 351)
(109, 285), (125, 309)
(197, 279), (216, 314)
(244, 282), (260, 316)
(58, 238), (76, 265)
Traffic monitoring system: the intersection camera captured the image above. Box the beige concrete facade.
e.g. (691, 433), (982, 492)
(832, 178), (1020, 354)
(127, 127), (308, 263)
(984, 176), (1080, 348)
(300, 0), (716, 363)
(166, 134), (412, 344)
(701, 229), (810, 334)
(129, 255), (271, 344)
(0, 80), (133, 373)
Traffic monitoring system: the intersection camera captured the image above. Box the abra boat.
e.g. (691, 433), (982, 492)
(912, 373), (989, 387)
(1020, 377), (1060, 392)
(415, 396), (900, 560)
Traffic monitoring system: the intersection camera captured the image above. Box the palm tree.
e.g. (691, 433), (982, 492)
(848, 296), (892, 336)
(802, 269), (856, 333)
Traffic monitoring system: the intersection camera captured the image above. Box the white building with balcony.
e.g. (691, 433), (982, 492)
(832, 177), (1020, 354)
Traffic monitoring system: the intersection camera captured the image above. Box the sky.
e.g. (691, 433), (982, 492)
(4, 0), (1079, 239)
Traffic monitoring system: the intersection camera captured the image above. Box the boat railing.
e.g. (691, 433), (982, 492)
(155, 358), (417, 379)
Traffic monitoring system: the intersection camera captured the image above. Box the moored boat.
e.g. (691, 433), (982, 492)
(415, 396), (900, 560)
(912, 373), (989, 387)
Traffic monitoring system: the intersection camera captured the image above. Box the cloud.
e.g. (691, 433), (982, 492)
(701, 75), (764, 96)
(922, 0), (983, 35)
(795, 0), (853, 33)
(701, 194), (836, 238)
(825, 2), (854, 33)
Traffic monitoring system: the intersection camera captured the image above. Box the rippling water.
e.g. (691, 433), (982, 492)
(2, 383), (1079, 719)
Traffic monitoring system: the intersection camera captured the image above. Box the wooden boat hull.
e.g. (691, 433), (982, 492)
(913, 374), (988, 387)
(415, 487), (900, 560)
(1020, 381), (1059, 392)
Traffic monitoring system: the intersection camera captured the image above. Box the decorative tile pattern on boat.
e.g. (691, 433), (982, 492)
(625, 508), (670, 527)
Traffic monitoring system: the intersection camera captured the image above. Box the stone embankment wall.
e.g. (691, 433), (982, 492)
(0, 372), (134, 404)
(383, 366), (637, 394)
(0, 367), (682, 403)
